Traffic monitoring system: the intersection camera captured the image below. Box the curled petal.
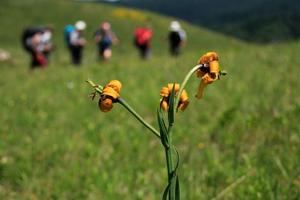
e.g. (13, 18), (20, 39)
(107, 80), (122, 94)
(195, 79), (207, 99)
(198, 51), (219, 64)
(99, 98), (113, 112)
(209, 61), (220, 75)
(180, 90), (189, 102)
(160, 86), (170, 97)
(202, 74), (215, 84)
(167, 83), (180, 93)
(160, 100), (169, 111)
(102, 87), (120, 99)
(178, 100), (189, 111)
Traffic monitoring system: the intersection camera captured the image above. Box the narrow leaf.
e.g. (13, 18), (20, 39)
(168, 84), (176, 126)
(162, 184), (170, 200)
(173, 147), (180, 174)
(175, 176), (180, 200)
(157, 109), (169, 148)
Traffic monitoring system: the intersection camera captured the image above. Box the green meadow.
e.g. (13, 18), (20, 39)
(0, 0), (300, 199)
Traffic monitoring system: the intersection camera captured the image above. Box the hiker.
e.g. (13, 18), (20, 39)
(168, 21), (186, 56)
(134, 26), (153, 59)
(40, 26), (54, 61)
(22, 26), (52, 69)
(94, 22), (118, 61)
(64, 24), (75, 49)
(68, 21), (87, 66)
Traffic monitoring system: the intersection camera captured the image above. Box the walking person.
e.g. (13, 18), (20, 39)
(168, 21), (186, 56)
(94, 22), (118, 62)
(68, 21), (87, 66)
(134, 26), (153, 59)
(22, 26), (52, 69)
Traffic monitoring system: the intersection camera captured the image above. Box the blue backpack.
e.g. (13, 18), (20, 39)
(64, 25), (75, 47)
(100, 35), (112, 48)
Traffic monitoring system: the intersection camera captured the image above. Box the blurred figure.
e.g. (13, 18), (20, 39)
(64, 24), (75, 49)
(68, 21), (87, 66)
(94, 22), (118, 61)
(40, 26), (54, 61)
(22, 26), (53, 69)
(134, 26), (153, 59)
(168, 21), (186, 56)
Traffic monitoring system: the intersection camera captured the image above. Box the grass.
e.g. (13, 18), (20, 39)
(0, 0), (300, 199)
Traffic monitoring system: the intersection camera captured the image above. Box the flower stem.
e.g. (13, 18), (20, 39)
(86, 79), (103, 92)
(118, 98), (161, 139)
(166, 125), (175, 200)
(86, 79), (160, 139)
(175, 65), (200, 111)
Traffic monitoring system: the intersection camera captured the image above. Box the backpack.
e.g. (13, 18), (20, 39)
(134, 28), (152, 46)
(21, 27), (43, 52)
(100, 35), (112, 48)
(169, 31), (182, 46)
(64, 25), (75, 47)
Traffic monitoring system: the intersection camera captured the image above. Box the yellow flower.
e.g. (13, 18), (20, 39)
(196, 52), (221, 99)
(160, 83), (189, 111)
(99, 80), (122, 112)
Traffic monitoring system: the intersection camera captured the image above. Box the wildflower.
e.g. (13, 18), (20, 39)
(196, 52), (221, 99)
(99, 80), (122, 112)
(160, 83), (189, 111)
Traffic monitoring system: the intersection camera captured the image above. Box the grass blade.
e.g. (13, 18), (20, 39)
(157, 109), (169, 148)
(168, 84), (176, 126)
(175, 176), (180, 200)
(162, 184), (170, 200)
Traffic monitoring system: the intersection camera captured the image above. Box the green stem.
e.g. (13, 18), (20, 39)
(118, 98), (161, 139)
(164, 65), (200, 199)
(86, 79), (160, 139)
(175, 65), (200, 111)
(166, 125), (175, 200)
(86, 79), (103, 93)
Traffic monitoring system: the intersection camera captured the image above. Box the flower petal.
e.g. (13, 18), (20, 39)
(107, 80), (122, 94)
(160, 86), (170, 97)
(161, 100), (169, 111)
(178, 100), (189, 111)
(102, 87), (120, 99)
(167, 83), (180, 93)
(180, 90), (189, 102)
(198, 52), (219, 64)
(99, 98), (113, 112)
(195, 79), (207, 99)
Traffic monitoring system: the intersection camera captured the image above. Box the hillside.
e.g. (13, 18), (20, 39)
(0, 0), (300, 199)
(117, 0), (300, 43)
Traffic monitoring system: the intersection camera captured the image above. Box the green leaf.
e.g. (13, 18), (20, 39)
(173, 147), (180, 174)
(162, 184), (170, 200)
(168, 84), (176, 126)
(175, 176), (180, 200)
(157, 109), (169, 148)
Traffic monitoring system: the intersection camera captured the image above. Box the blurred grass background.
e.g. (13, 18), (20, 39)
(0, 0), (300, 199)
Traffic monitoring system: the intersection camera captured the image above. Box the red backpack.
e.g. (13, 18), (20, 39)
(134, 28), (153, 46)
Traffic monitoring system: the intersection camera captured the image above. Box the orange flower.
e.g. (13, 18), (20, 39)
(196, 52), (221, 99)
(198, 52), (219, 64)
(160, 83), (189, 111)
(99, 80), (122, 112)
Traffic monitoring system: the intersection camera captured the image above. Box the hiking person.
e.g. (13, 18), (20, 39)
(40, 26), (54, 61)
(134, 26), (153, 59)
(22, 27), (50, 69)
(64, 24), (75, 49)
(94, 22), (118, 61)
(68, 21), (87, 66)
(168, 21), (186, 56)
